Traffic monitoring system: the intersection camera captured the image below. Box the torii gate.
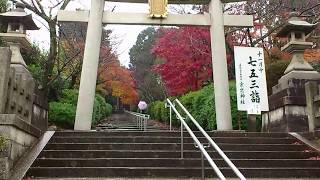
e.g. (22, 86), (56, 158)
(57, 0), (253, 131)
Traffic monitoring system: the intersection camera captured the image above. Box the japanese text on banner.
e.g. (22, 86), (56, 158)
(234, 46), (269, 114)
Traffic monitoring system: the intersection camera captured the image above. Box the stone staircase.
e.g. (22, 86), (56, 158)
(94, 113), (167, 131)
(95, 123), (162, 131)
(26, 131), (320, 179)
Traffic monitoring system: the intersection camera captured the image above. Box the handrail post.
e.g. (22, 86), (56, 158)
(175, 99), (246, 180)
(201, 151), (205, 180)
(137, 116), (139, 129)
(169, 106), (172, 131)
(166, 98), (227, 180)
(180, 119), (184, 159)
(138, 117), (141, 130)
(136, 116), (139, 128)
(144, 117), (147, 131)
(125, 110), (151, 132)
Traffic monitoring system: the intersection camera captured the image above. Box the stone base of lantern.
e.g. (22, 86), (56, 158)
(10, 64), (33, 79)
(262, 72), (320, 132)
(276, 71), (320, 91)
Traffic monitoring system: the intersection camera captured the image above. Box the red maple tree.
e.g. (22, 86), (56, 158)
(152, 27), (214, 96)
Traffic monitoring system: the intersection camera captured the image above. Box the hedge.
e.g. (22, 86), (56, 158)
(148, 82), (249, 130)
(49, 89), (112, 128)
(49, 102), (75, 128)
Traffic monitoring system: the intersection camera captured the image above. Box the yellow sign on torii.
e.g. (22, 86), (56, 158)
(149, 0), (168, 18)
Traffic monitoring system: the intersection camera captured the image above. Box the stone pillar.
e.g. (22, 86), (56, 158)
(247, 115), (256, 132)
(209, 0), (233, 130)
(305, 81), (320, 132)
(0, 48), (11, 113)
(8, 43), (27, 67)
(74, 0), (105, 130)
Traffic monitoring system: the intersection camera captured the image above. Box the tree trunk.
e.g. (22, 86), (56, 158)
(43, 21), (58, 95)
(69, 74), (78, 89)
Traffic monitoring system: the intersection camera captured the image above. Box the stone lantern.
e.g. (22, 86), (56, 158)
(276, 12), (319, 84)
(262, 12), (319, 132)
(149, 0), (168, 18)
(0, 2), (39, 70)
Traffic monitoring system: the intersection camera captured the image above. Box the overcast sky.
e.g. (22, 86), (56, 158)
(26, 1), (154, 67)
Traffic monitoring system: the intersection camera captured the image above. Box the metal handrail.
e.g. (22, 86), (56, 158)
(124, 110), (150, 131)
(174, 99), (246, 180)
(166, 99), (226, 180)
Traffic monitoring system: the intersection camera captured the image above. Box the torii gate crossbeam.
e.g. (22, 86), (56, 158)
(57, 0), (253, 131)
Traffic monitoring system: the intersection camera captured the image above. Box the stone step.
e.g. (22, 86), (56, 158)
(53, 131), (291, 138)
(39, 150), (319, 159)
(26, 131), (320, 179)
(96, 124), (139, 127)
(26, 167), (320, 178)
(49, 137), (296, 144)
(96, 129), (159, 132)
(32, 158), (320, 168)
(45, 143), (310, 151)
(96, 126), (157, 129)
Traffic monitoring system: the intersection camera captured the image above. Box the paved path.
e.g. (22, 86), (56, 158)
(97, 113), (137, 127)
(94, 113), (170, 131)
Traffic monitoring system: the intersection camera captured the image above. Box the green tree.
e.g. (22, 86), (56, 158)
(129, 27), (167, 103)
(0, 0), (7, 12)
(18, 0), (72, 94)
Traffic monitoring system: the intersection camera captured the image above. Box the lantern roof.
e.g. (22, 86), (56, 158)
(0, 2), (39, 30)
(277, 12), (318, 37)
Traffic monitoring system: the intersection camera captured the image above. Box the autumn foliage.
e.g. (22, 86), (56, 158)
(98, 55), (139, 105)
(152, 27), (213, 96)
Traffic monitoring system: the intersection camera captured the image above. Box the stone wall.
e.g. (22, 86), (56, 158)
(0, 47), (48, 179)
(32, 87), (48, 132)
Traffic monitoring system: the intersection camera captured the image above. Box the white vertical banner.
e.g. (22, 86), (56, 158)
(234, 46), (269, 114)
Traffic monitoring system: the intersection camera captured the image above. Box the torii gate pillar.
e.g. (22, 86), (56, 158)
(74, 0), (105, 130)
(209, 0), (232, 130)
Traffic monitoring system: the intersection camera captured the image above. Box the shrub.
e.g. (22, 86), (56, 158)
(311, 62), (320, 73)
(154, 101), (164, 121)
(148, 82), (249, 130)
(48, 89), (112, 128)
(96, 94), (107, 116)
(187, 85), (216, 130)
(148, 101), (159, 119)
(106, 103), (113, 116)
(49, 102), (76, 128)
(60, 89), (79, 104)
(147, 102), (155, 118)
(92, 98), (100, 125)
(92, 94), (113, 125)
